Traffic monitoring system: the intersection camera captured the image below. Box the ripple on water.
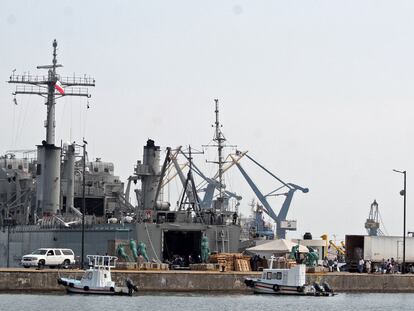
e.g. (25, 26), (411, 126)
(1, 292), (414, 311)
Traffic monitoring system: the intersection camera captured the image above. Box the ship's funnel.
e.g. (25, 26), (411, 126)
(36, 143), (61, 216)
(62, 143), (76, 214)
(135, 139), (161, 210)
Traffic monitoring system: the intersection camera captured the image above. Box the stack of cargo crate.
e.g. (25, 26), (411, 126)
(209, 253), (251, 272)
(189, 263), (217, 271)
(138, 262), (169, 270)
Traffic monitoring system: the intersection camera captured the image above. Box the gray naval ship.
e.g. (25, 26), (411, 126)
(1, 40), (307, 268)
(0, 40), (243, 267)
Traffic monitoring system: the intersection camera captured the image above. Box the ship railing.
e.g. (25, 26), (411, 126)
(13, 85), (48, 96)
(10, 222), (132, 232)
(9, 74), (49, 84)
(74, 184), (105, 196)
(60, 76), (95, 86)
(86, 255), (117, 269)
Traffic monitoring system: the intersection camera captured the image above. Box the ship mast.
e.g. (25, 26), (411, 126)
(8, 39), (95, 218)
(213, 99), (225, 205)
(45, 39), (59, 144)
(9, 39), (95, 145)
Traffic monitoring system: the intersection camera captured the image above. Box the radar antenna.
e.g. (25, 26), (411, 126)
(203, 99), (236, 212)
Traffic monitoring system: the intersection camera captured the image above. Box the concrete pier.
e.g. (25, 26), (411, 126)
(1, 269), (414, 293)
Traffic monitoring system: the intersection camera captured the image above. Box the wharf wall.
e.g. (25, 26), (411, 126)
(0, 269), (414, 293)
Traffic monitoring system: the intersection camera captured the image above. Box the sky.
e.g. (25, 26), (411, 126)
(1, 0), (414, 241)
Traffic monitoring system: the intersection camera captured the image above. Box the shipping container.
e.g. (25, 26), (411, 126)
(346, 235), (414, 267)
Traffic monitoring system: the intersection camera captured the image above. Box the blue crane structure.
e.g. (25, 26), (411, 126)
(230, 152), (308, 239)
(178, 149), (242, 211)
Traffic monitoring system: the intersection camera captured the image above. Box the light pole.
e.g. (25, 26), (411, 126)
(393, 169), (406, 274)
(81, 139), (87, 269)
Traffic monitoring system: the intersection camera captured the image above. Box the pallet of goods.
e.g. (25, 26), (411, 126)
(189, 263), (217, 271)
(209, 253), (251, 271)
(138, 262), (169, 270)
(234, 259), (251, 272)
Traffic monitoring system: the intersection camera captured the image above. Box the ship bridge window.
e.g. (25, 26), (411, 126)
(273, 272), (282, 280)
(104, 168), (109, 173)
(18, 165), (23, 170)
(94, 167), (99, 172)
(166, 213), (176, 222)
(7, 164), (12, 169)
(157, 213), (166, 224)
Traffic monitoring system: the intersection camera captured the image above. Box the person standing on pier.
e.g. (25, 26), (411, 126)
(357, 258), (365, 273)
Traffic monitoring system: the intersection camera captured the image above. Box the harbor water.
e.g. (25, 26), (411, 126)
(1, 293), (414, 311)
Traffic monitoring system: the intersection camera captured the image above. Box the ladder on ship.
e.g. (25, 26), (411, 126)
(215, 228), (230, 253)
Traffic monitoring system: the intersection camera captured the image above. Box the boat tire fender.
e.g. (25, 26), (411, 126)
(297, 286), (304, 293)
(84, 286), (89, 291)
(244, 279), (254, 287)
(69, 283), (74, 288)
(110, 287), (115, 292)
(272, 284), (279, 292)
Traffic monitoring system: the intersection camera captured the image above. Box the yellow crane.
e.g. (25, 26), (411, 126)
(320, 234), (345, 258)
(329, 240), (345, 256)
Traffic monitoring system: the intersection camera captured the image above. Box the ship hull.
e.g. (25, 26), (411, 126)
(0, 223), (241, 267)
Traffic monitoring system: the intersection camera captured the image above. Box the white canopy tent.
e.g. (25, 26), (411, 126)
(246, 239), (309, 258)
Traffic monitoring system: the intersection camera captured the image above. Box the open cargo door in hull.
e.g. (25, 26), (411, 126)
(163, 231), (202, 265)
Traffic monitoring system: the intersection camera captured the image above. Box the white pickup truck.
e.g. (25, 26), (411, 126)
(21, 248), (75, 268)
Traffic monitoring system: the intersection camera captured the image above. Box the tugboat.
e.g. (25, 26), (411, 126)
(57, 255), (138, 295)
(244, 256), (334, 296)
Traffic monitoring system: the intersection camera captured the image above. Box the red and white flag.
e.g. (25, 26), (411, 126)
(55, 80), (65, 95)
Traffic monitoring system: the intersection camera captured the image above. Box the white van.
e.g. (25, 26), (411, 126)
(21, 248), (75, 268)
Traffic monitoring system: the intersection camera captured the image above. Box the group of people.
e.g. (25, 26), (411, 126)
(250, 254), (268, 271)
(323, 257), (341, 272)
(164, 254), (202, 268)
(357, 258), (372, 273)
(357, 258), (414, 274)
(371, 258), (399, 274)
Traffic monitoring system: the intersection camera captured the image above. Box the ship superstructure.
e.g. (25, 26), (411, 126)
(0, 151), (36, 226)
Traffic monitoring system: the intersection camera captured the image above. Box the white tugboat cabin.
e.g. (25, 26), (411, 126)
(244, 256), (334, 296)
(57, 255), (137, 295)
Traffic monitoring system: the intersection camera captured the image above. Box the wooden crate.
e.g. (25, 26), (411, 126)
(235, 259), (251, 272)
(210, 253), (248, 271)
(138, 262), (169, 270)
(138, 262), (152, 270)
(116, 262), (138, 270)
(189, 263), (216, 271)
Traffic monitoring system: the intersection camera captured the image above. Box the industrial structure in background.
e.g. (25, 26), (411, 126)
(365, 200), (387, 236)
(232, 153), (308, 239)
(346, 235), (414, 271)
(242, 200), (275, 240)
